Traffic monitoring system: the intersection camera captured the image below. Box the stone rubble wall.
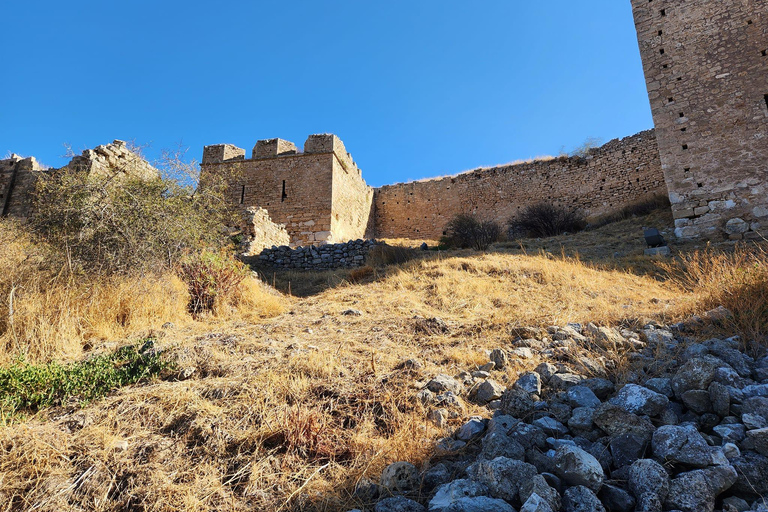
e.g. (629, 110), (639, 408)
(239, 207), (291, 256)
(374, 130), (666, 240)
(257, 239), (380, 270)
(0, 154), (43, 218)
(1, 141), (160, 220)
(631, 0), (768, 240)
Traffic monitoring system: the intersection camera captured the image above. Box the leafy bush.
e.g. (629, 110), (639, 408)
(508, 203), (586, 238)
(29, 148), (240, 275)
(441, 214), (502, 250)
(177, 250), (249, 314)
(0, 341), (170, 423)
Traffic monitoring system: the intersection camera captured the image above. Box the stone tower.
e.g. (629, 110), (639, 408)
(201, 134), (374, 247)
(631, 0), (768, 239)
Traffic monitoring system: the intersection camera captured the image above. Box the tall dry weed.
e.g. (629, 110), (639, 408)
(664, 244), (768, 348)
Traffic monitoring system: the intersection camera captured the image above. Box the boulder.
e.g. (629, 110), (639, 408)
(563, 485), (606, 512)
(500, 387), (535, 419)
(381, 461), (420, 493)
(468, 457), (538, 503)
(652, 425), (718, 467)
(664, 465), (738, 512)
(628, 459), (670, 511)
(443, 497), (515, 512)
(554, 445), (604, 491)
(428, 479), (490, 511)
(611, 384), (669, 416)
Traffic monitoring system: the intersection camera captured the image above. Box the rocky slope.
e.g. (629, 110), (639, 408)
(356, 319), (768, 512)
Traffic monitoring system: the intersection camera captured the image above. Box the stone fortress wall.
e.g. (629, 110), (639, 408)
(374, 131), (665, 240)
(631, 0), (768, 240)
(200, 134), (374, 247)
(1, 140), (157, 220)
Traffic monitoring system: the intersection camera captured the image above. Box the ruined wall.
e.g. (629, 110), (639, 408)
(258, 239), (380, 270)
(0, 155), (42, 218)
(201, 134), (373, 247)
(374, 130), (665, 240)
(64, 140), (158, 181)
(239, 207), (291, 256)
(631, 0), (768, 240)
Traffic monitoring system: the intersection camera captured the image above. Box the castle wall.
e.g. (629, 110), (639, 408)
(331, 148), (375, 243)
(374, 130), (665, 240)
(202, 153), (334, 247)
(1, 155), (43, 218)
(631, 0), (768, 240)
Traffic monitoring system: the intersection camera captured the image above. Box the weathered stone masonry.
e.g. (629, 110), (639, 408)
(201, 134), (375, 247)
(375, 131), (665, 240)
(631, 0), (768, 239)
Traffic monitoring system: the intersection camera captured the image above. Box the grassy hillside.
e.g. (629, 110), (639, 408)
(0, 208), (766, 511)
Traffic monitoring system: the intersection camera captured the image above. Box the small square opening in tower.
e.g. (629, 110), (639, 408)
(682, 144), (689, 150)
(660, 9), (666, 16)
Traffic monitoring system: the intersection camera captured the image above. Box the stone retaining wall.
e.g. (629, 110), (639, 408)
(257, 239), (380, 270)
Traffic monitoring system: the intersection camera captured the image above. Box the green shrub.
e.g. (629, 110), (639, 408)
(509, 203), (586, 238)
(441, 214), (502, 250)
(0, 341), (170, 423)
(177, 250), (249, 314)
(30, 148), (240, 275)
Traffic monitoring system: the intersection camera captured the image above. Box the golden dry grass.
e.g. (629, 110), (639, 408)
(2, 209), (767, 511)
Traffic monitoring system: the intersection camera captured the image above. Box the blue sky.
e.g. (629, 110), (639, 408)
(2, 1), (652, 187)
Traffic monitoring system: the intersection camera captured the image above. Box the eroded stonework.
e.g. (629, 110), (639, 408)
(631, 0), (768, 240)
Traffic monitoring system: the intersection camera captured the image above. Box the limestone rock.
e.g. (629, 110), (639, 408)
(467, 457), (538, 503)
(611, 383), (669, 416)
(664, 465), (738, 512)
(554, 445), (604, 491)
(562, 485), (606, 512)
(381, 461), (419, 492)
(652, 425), (717, 467)
(428, 479), (490, 511)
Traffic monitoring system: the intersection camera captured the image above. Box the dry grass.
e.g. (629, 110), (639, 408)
(0, 220), (285, 365)
(2, 209), (768, 511)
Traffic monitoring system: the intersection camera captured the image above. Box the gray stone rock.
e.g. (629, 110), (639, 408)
(725, 218), (749, 235)
(554, 445), (604, 491)
(520, 474), (561, 511)
(743, 413), (768, 430)
(671, 357), (721, 398)
(743, 397), (768, 422)
(645, 378), (674, 398)
(375, 497), (426, 512)
(681, 389), (713, 414)
(428, 479), (490, 511)
(515, 372), (542, 395)
(457, 417), (486, 441)
(563, 485), (606, 512)
(652, 425), (717, 467)
(612, 384), (669, 416)
(598, 483), (635, 512)
(581, 378), (615, 400)
(435, 438), (466, 456)
(732, 453), (768, 498)
(746, 427), (768, 456)
(481, 430), (526, 461)
(519, 493), (554, 512)
(428, 375), (463, 395)
(467, 457), (538, 503)
(709, 381), (731, 417)
(593, 403), (656, 442)
(567, 386), (601, 408)
(535, 362), (559, 382)
(509, 422), (547, 450)
(443, 497), (516, 512)
(721, 496), (750, 512)
(713, 423), (747, 444)
(610, 433), (647, 468)
(500, 387), (535, 419)
(381, 461), (420, 492)
(568, 407), (595, 432)
(629, 459), (669, 512)
(473, 380), (505, 404)
(550, 373), (585, 390)
(487, 415), (519, 435)
(664, 465), (738, 512)
(533, 416), (569, 436)
(490, 349), (508, 370)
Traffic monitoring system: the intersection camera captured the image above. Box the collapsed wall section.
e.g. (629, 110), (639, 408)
(239, 207), (291, 256)
(0, 155), (42, 218)
(631, 0), (768, 240)
(374, 130), (665, 240)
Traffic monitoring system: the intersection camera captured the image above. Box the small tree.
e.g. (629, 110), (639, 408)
(441, 214), (501, 250)
(509, 203), (586, 239)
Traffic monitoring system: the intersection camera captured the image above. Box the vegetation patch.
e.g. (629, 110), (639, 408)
(0, 341), (171, 423)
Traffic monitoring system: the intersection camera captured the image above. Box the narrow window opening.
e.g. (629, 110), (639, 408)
(239, 185), (245, 204)
(684, 168), (691, 173)
(663, 64), (669, 69)
(281, 180), (287, 202)
(681, 127), (687, 132)
(660, 9), (666, 16)
(668, 97), (675, 103)
(659, 48), (665, 55)
(762, 50), (767, 56)
(682, 144), (689, 150)
(764, 94), (768, 111)
(658, 30), (663, 36)
(698, 183), (703, 188)
(679, 112), (685, 117)
(747, 19), (753, 25)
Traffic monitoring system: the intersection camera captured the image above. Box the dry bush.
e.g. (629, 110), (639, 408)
(509, 202), (586, 239)
(348, 266), (375, 283)
(0, 221), (284, 364)
(663, 244), (768, 349)
(366, 245), (417, 267)
(440, 214), (502, 250)
(587, 194), (671, 230)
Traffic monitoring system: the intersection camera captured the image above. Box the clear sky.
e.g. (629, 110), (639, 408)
(2, 1), (652, 187)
